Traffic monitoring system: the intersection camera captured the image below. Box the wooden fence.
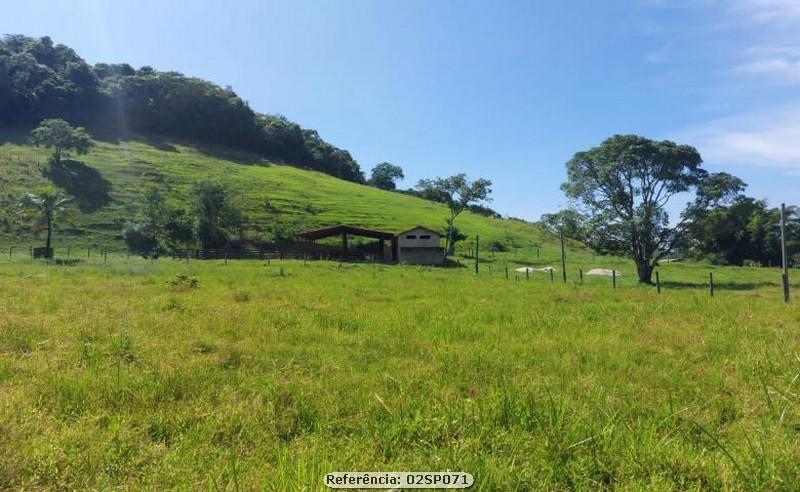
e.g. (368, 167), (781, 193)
(171, 247), (390, 263)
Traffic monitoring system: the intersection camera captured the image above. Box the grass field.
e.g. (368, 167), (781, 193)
(1, 248), (799, 490)
(0, 130), (553, 251)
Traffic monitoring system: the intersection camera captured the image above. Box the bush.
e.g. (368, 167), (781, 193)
(168, 275), (199, 290)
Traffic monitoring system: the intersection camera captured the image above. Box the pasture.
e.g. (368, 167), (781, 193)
(1, 253), (799, 490)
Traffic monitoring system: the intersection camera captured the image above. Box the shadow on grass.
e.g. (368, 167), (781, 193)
(661, 280), (779, 291)
(118, 132), (269, 165)
(192, 142), (271, 166)
(134, 134), (178, 152)
(43, 160), (112, 212)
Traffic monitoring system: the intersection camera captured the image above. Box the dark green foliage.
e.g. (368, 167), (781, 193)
(368, 162), (404, 190)
(562, 135), (743, 283)
(18, 186), (72, 251)
(123, 186), (193, 257)
(168, 274), (199, 290)
(416, 174), (492, 256)
(686, 198), (799, 266)
(0, 35), (99, 125)
(539, 209), (588, 242)
(29, 119), (93, 165)
(1, 35), (364, 183)
(444, 223), (468, 255)
(488, 240), (508, 252)
(122, 223), (159, 259)
(466, 203), (501, 218)
(193, 181), (244, 249)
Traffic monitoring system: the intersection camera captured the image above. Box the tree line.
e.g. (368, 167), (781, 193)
(0, 35), (364, 182)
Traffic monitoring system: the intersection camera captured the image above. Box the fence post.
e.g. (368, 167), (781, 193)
(709, 272), (714, 297)
(656, 271), (661, 294)
(474, 235), (479, 275)
(579, 268), (583, 283)
(780, 203), (790, 303)
(560, 229), (567, 283)
(8, 247), (12, 260)
(505, 264), (509, 280)
(612, 270), (616, 289)
(526, 268), (529, 281)
(783, 274), (790, 303)
(550, 269), (554, 282)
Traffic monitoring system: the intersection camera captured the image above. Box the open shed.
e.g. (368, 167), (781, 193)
(296, 224), (396, 261)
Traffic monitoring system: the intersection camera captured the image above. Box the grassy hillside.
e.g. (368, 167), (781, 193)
(0, 129), (555, 251)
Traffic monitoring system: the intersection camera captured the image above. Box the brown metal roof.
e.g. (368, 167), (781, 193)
(296, 224), (395, 241)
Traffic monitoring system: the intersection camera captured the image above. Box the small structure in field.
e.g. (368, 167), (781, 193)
(586, 268), (621, 276)
(296, 224), (396, 261)
(394, 226), (445, 265)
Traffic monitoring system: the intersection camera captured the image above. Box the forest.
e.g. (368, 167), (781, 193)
(0, 35), (365, 183)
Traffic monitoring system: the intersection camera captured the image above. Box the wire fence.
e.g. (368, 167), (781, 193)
(1, 243), (796, 301)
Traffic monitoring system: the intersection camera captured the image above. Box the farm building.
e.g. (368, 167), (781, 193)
(394, 226), (445, 265)
(296, 224), (395, 261)
(295, 224), (445, 265)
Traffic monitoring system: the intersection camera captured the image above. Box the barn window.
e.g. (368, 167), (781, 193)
(406, 235), (417, 239)
(420, 235), (431, 239)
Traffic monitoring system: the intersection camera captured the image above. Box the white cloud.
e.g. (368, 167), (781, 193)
(730, 0), (800, 23)
(646, 0), (800, 173)
(673, 106), (800, 172)
(735, 57), (800, 83)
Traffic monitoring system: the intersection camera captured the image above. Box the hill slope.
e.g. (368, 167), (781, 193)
(0, 132), (555, 251)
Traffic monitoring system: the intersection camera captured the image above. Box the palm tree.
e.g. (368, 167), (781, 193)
(20, 187), (72, 254)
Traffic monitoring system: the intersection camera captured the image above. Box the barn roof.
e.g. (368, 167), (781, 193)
(296, 224), (395, 241)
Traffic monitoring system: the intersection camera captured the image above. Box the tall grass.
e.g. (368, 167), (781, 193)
(0, 255), (798, 489)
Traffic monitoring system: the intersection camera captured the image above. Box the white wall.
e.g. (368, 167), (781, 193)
(396, 227), (440, 249)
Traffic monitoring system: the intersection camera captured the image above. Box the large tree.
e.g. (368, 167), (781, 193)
(29, 118), (93, 166)
(562, 135), (744, 283)
(368, 162), (404, 190)
(416, 174), (492, 256)
(19, 186), (72, 255)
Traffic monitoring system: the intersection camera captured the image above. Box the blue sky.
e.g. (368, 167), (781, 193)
(4, 0), (799, 220)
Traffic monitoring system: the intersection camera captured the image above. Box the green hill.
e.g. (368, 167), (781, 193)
(0, 131), (555, 251)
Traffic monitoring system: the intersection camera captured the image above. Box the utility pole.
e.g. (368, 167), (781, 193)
(781, 203), (790, 303)
(560, 229), (567, 283)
